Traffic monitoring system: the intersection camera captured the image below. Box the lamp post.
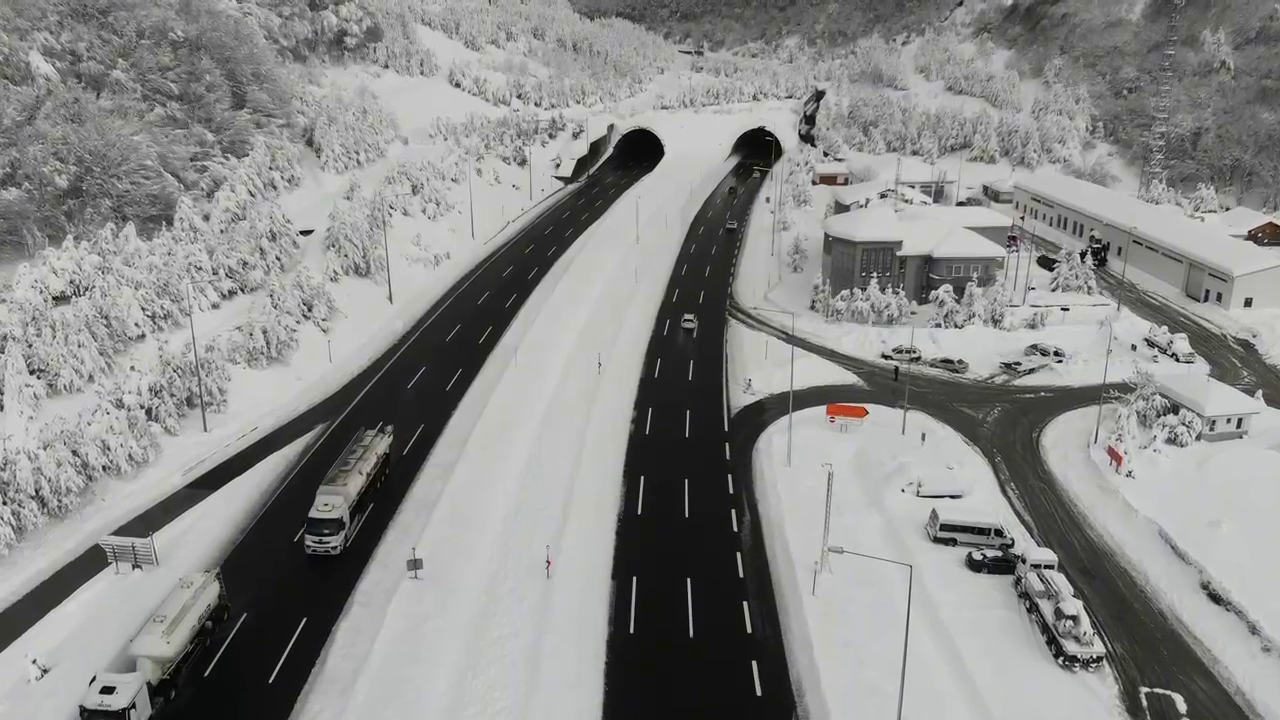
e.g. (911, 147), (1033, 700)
(825, 546), (913, 720)
(750, 305), (795, 467)
(901, 323), (916, 436)
(185, 278), (215, 433)
(1093, 316), (1115, 445)
(1116, 225), (1135, 311)
(379, 190), (413, 305)
(820, 463), (834, 572)
(467, 156), (477, 241)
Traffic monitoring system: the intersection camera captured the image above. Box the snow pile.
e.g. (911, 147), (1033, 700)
(1042, 409), (1280, 718)
(294, 109), (799, 720)
(752, 406), (1124, 720)
(0, 429), (320, 720)
(726, 320), (863, 411)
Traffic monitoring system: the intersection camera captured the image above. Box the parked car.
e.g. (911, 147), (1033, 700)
(680, 313), (698, 331)
(1000, 357), (1054, 377)
(726, 219), (739, 232)
(1025, 343), (1069, 362)
(881, 345), (922, 363)
(1035, 254), (1060, 272)
(926, 356), (969, 374)
(965, 549), (1019, 575)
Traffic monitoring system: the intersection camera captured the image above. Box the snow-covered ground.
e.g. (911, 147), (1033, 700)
(292, 108), (801, 720)
(1042, 408), (1280, 717)
(726, 319), (862, 411)
(752, 406), (1125, 720)
(0, 429), (320, 720)
(733, 164), (1210, 386)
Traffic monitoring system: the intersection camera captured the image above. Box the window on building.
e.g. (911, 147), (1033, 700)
(969, 264), (981, 277)
(1237, 417), (1244, 430)
(898, 259), (906, 275)
(1071, 221), (1078, 235)
(1015, 201), (1020, 211)
(1245, 297), (1254, 308)
(1215, 291), (1223, 304)
(950, 264), (964, 276)
(1209, 419), (1218, 432)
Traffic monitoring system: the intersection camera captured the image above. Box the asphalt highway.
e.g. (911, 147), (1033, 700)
(97, 135), (665, 720)
(729, 295), (1264, 720)
(602, 148), (795, 720)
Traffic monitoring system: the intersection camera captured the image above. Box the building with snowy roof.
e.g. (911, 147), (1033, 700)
(1216, 206), (1280, 246)
(821, 202), (1006, 301)
(812, 161), (852, 186)
(1012, 172), (1280, 309)
(1154, 374), (1263, 442)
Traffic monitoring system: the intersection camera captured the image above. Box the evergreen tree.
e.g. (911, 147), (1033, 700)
(927, 284), (965, 328)
(1049, 248), (1099, 294)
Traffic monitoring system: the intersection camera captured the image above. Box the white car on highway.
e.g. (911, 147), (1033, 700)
(680, 313), (698, 331)
(725, 219), (738, 232)
(881, 345), (922, 363)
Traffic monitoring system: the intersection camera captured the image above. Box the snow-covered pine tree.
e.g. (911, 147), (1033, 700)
(325, 181), (386, 281)
(959, 278), (986, 326)
(927, 284), (965, 328)
(982, 282), (1011, 329)
(1049, 248), (1099, 294)
(832, 289), (852, 323)
(810, 271), (826, 311)
(2, 342), (46, 447)
(1185, 183), (1221, 214)
(865, 277), (893, 324)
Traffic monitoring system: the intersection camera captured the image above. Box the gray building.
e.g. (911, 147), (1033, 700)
(820, 203), (1009, 302)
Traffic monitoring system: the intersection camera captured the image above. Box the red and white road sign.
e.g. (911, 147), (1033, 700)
(827, 403), (869, 425)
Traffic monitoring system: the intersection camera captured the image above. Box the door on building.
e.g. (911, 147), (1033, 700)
(1203, 288), (1210, 303)
(1184, 264), (1206, 302)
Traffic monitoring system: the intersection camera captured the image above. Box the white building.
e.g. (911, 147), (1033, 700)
(1012, 171), (1280, 309)
(1155, 374), (1262, 442)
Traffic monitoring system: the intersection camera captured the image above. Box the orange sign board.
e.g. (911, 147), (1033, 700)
(826, 404), (869, 424)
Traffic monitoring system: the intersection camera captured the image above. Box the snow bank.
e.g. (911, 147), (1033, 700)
(295, 108), (793, 720)
(726, 320), (862, 412)
(0, 429), (320, 720)
(1043, 408), (1280, 718)
(754, 407), (1125, 720)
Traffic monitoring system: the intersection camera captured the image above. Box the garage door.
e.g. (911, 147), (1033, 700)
(1130, 241), (1186, 289)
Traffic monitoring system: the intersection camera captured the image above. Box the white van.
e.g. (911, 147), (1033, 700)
(925, 507), (1015, 549)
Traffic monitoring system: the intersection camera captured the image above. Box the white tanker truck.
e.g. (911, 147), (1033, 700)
(79, 571), (229, 720)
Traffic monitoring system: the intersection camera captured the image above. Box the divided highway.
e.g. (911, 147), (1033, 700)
(603, 136), (795, 720)
(133, 133), (667, 720)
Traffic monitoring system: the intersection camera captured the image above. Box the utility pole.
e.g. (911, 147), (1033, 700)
(468, 156), (476, 241)
(1093, 318), (1115, 445)
(380, 191), (412, 305)
(901, 323), (915, 435)
(1117, 225), (1135, 311)
(185, 279), (215, 433)
(821, 463), (834, 572)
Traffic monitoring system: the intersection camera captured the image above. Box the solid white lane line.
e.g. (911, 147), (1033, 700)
(479, 327), (492, 344)
(506, 294), (517, 308)
(446, 368), (462, 391)
(688, 360), (694, 381)
(269, 618), (307, 684)
(528, 267), (538, 279)
(664, 319), (670, 336)
(752, 660), (762, 696)
(293, 526), (304, 542)
(629, 577), (637, 633)
(725, 442), (731, 460)
(404, 424), (424, 454)
(478, 291), (489, 304)
(728, 473), (734, 494)
(548, 245), (557, 256)
(205, 613), (247, 677)
(731, 508), (738, 532)
(638, 476), (645, 515)
(645, 408), (652, 435)
(654, 358), (662, 378)
(736, 552), (744, 578)
(503, 266), (512, 277)
(684, 478), (689, 518)
(672, 288), (679, 302)
(687, 578), (694, 638)
(407, 366), (425, 389)
(743, 601), (753, 634)
(685, 410), (690, 438)
(447, 324), (461, 342)
(699, 290), (704, 304)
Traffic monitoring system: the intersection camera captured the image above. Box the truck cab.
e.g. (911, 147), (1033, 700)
(80, 673), (152, 720)
(1015, 545), (1059, 577)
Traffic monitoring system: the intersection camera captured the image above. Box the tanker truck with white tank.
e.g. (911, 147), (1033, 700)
(1013, 547), (1107, 670)
(303, 424), (393, 555)
(78, 572), (229, 720)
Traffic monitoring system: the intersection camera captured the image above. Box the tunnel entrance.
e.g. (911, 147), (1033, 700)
(729, 128), (783, 166)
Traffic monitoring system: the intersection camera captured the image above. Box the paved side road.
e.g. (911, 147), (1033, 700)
(728, 302), (1262, 720)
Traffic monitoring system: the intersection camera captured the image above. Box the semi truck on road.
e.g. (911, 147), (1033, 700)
(78, 572), (229, 720)
(303, 424), (393, 555)
(1014, 547), (1107, 670)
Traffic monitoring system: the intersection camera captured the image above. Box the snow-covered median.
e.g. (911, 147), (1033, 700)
(1042, 407), (1280, 718)
(0, 429), (320, 720)
(753, 406), (1124, 720)
(726, 319), (862, 411)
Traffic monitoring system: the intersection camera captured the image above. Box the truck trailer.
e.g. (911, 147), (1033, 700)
(79, 572), (229, 720)
(304, 424), (394, 555)
(1013, 547), (1106, 670)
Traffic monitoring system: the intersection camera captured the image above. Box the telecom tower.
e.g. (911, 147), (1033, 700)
(1140, 0), (1186, 193)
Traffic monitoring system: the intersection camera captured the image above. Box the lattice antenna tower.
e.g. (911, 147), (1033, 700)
(1140, 0), (1186, 193)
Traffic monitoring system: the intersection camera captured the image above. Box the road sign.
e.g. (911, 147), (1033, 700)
(99, 535), (159, 572)
(1106, 444), (1124, 472)
(827, 403), (869, 426)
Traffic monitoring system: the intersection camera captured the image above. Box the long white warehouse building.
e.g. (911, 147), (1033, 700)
(1013, 172), (1280, 310)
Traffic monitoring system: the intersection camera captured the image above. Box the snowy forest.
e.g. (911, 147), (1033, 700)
(0, 0), (657, 552)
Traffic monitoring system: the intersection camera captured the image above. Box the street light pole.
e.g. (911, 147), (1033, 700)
(901, 323), (915, 435)
(1093, 317), (1115, 445)
(185, 278), (215, 433)
(468, 156), (476, 241)
(379, 191), (413, 306)
(820, 463), (834, 572)
(1116, 225), (1135, 312)
(825, 546), (913, 720)
(750, 305), (795, 467)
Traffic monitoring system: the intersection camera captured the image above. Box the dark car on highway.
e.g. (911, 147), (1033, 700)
(965, 549), (1019, 575)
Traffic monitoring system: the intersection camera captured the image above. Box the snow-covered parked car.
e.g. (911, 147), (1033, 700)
(965, 549), (1019, 575)
(1025, 342), (1069, 362)
(1000, 356), (1055, 377)
(1144, 324), (1197, 363)
(881, 345), (922, 363)
(926, 356), (969, 374)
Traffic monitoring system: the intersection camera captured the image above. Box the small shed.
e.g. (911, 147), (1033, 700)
(981, 180), (1014, 204)
(813, 161), (852, 186)
(1155, 374), (1263, 442)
